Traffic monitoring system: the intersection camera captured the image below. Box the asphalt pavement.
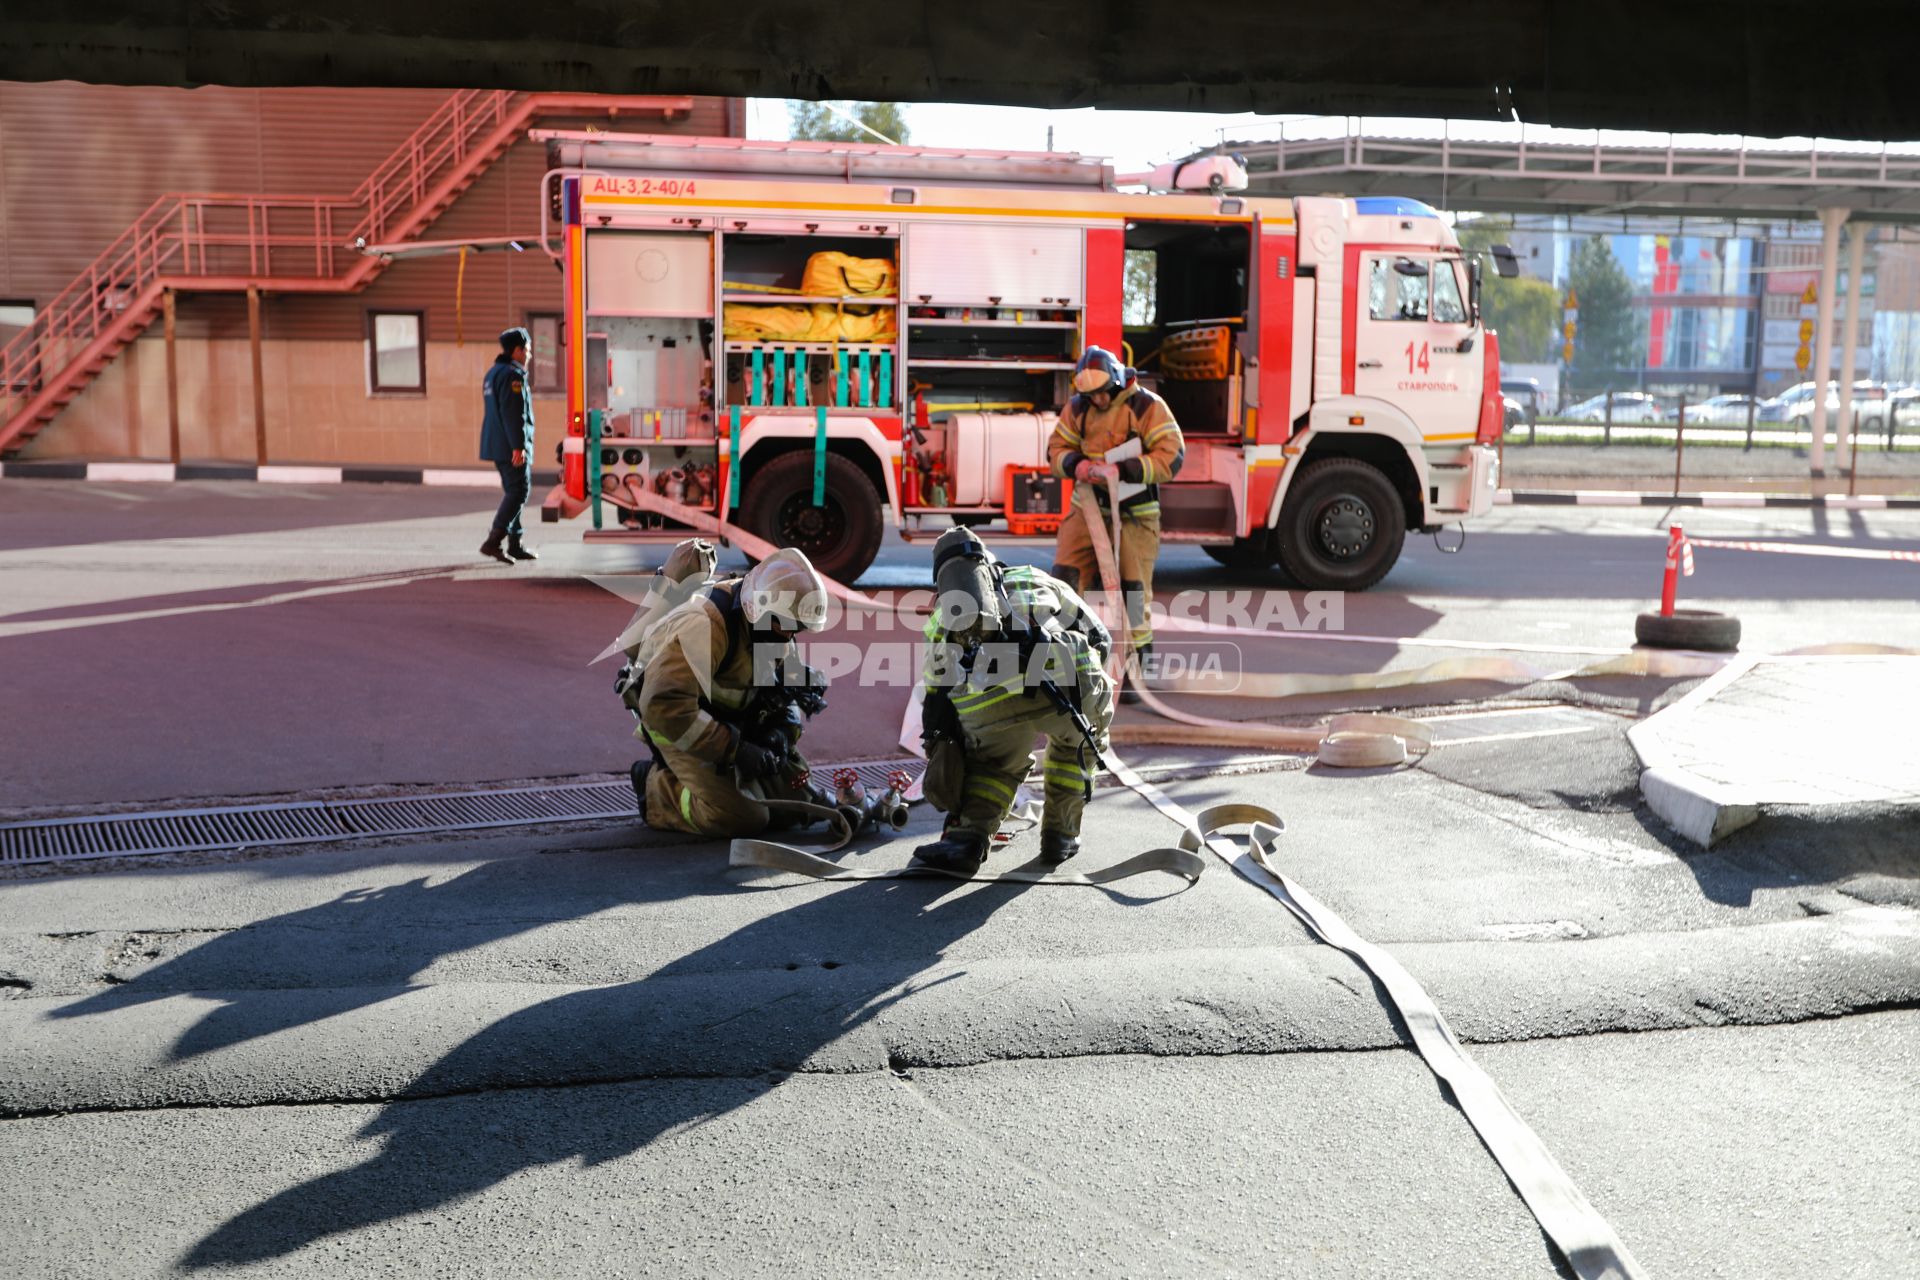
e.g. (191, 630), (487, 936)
(2, 479), (1917, 1277)
(3, 480), (1918, 811)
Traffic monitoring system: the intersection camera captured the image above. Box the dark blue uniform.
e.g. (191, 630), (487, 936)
(479, 353), (534, 537)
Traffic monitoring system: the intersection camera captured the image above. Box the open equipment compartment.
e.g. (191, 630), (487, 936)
(1123, 219), (1251, 438)
(719, 230), (901, 414)
(581, 229), (722, 529)
(898, 220), (1085, 528)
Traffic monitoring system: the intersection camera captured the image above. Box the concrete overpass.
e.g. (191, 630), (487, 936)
(1235, 123), (1920, 223)
(3, 2), (1918, 141)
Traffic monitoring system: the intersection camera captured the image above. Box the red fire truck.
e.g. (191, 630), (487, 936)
(538, 131), (1509, 589)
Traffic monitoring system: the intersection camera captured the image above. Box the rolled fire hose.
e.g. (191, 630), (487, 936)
(609, 476), (1647, 1276)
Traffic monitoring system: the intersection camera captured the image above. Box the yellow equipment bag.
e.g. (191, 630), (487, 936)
(724, 303), (897, 343)
(800, 251), (897, 299)
(723, 304), (821, 340)
(833, 307), (897, 343)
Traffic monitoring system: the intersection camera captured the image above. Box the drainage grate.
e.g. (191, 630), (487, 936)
(0, 761), (922, 867)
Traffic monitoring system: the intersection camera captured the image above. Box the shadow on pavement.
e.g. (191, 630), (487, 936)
(46, 853), (716, 1059)
(1643, 806), (1920, 908)
(177, 871), (1045, 1270)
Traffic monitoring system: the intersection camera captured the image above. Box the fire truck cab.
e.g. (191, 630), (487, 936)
(540, 131), (1505, 589)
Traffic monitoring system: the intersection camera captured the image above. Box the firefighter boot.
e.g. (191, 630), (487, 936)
(480, 530), (514, 565)
(1119, 581), (1150, 704)
(1120, 642), (1153, 706)
(911, 829), (988, 876)
(1039, 830), (1080, 867)
(507, 534), (538, 562)
(629, 760), (652, 824)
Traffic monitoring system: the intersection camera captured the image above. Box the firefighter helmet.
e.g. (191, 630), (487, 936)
(742, 547), (831, 633)
(1071, 346), (1126, 396)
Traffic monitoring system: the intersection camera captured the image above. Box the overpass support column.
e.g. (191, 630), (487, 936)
(1836, 225), (1867, 472)
(1811, 207), (1847, 477)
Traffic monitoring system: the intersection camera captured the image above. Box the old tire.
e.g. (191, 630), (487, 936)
(1275, 457), (1407, 592)
(739, 450), (884, 584)
(1635, 608), (1741, 651)
(1202, 534), (1275, 571)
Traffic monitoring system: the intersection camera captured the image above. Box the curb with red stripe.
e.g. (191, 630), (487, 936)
(0, 461), (564, 488)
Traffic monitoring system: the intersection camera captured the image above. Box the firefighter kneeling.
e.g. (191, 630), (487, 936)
(622, 546), (833, 837)
(914, 528), (1115, 875)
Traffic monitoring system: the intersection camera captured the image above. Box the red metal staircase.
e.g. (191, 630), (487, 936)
(0, 89), (690, 458)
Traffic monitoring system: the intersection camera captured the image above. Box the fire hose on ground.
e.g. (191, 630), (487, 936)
(598, 475), (1651, 1277)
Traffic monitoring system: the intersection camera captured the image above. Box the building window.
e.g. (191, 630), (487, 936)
(528, 313), (564, 393)
(368, 311), (425, 392)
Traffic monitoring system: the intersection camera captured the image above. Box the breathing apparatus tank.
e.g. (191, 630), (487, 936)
(930, 526), (1004, 641)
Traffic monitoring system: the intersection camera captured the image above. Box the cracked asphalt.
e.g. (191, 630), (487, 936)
(2, 481), (1918, 1277)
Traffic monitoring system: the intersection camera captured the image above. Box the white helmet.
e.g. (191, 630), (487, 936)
(741, 547), (831, 633)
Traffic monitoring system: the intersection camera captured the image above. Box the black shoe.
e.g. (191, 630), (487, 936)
(911, 830), (988, 876)
(1039, 831), (1079, 866)
(629, 760), (652, 825)
(480, 531), (513, 565)
(507, 535), (538, 561)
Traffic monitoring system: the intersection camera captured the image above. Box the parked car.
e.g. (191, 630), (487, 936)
(1860, 388), (1920, 436)
(1500, 377), (1543, 426)
(1503, 395), (1527, 431)
(1679, 394), (1763, 425)
(1560, 391), (1664, 423)
(1766, 380), (1888, 425)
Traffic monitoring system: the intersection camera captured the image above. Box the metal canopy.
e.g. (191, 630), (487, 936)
(3, 2), (1917, 140)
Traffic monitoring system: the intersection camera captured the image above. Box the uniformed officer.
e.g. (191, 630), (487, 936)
(1046, 346), (1184, 696)
(478, 326), (536, 564)
(913, 528), (1114, 875)
(627, 547), (833, 838)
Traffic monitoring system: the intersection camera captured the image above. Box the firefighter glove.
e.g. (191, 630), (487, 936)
(732, 736), (781, 781)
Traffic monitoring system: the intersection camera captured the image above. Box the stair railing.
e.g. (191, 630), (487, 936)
(2, 90), (523, 426)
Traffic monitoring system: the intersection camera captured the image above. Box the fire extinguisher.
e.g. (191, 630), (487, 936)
(901, 452), (922, 507)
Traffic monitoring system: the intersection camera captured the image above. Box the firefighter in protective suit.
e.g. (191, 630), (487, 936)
(624, 546), (832, 837)
(1047, 346), (1184, 699)
(913, 528), (1115, 875)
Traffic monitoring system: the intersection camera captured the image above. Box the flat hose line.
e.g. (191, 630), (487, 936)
(1081, 478), (1644, 1279)
(612, 474), (1649, 1277)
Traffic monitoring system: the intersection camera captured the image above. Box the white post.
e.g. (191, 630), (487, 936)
(1836, 225), (1867, 470)
(1810, 207), (1847, 476)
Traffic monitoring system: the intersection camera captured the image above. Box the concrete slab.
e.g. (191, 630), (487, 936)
(1629, 654), (1920, 847)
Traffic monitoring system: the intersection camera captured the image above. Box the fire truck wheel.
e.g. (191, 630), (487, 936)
(739, 451), (884, 584)
(1201, 535), (1275, 571)
(1275, 457), (1407, 592)
(1634, 608), (1741, 651)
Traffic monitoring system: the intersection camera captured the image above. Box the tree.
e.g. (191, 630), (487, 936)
(1453, 216), (1558, 364)
(1566, 235), (1643, 395)
(1124, 250), (1156, 327)
(1482, 276), (1559, 364)
(788, 101), (911, 145)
